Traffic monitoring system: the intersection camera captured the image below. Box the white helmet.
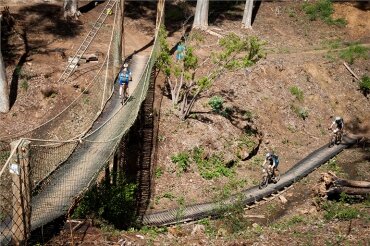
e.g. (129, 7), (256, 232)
(266, 152), (272, 158)
(335, 116), (342, 121)
(123, 63), (128, 68)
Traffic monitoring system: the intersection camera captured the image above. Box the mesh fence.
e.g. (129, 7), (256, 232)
(0, 2), (164, 243)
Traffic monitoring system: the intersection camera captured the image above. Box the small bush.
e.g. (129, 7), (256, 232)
(359, 75), (370, 96)
(208, 96), (224, 114)
(339, 44), (369, 64)
(155, 167), (164, 178)
(290, 86), (304, 102)
(171, 152), (190, 172)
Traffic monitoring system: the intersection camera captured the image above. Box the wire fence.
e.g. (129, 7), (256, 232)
(0, 1), (164, 244)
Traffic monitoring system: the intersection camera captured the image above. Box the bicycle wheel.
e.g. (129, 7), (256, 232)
(328, 136), (334, 148)
(273, 169), (281, 183)
(259, 175), (269, 189)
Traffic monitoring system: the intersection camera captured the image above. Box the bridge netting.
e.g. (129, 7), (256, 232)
(0, 0), (164, 243)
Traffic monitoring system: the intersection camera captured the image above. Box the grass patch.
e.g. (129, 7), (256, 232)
(302, 0), (347, 26)
(20, 80), (29, 91)
(171, 151), (190, 173)
(155, 167), (164, 178)
(326, 157), (343, 175)
(339, 44), (369, 64)
(289, 86), (304, 102)
(193, 147), (234, 180)
(359, 75), (370, 96)
(322, 200), (360, 220)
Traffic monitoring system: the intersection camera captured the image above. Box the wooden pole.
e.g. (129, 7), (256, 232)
(10, 139), (31, 245)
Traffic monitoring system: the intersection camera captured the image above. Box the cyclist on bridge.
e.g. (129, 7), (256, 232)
(118, 63), (132, 103)
(329, 116), (344, 135)
(262, 152), (279, 179)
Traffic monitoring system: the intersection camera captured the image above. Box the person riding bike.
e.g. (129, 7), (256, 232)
(118, 63), (132, 102)
(262, 152), (279, 180)
(329, 116), (344, 140)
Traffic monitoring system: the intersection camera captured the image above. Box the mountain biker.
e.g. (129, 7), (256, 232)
(262, 152), (279, 179)
(329, 116), (344, 135)
(118, 63), (132, 101)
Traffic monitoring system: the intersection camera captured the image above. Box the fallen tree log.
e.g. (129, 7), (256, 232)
(327, 186), (370, 196)
(314, 172), (370, 197)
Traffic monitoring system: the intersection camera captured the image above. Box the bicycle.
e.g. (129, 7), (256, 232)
(328, 129), (343, 148)
(259, 167), (280, 189)
(120, 84), (129, 105)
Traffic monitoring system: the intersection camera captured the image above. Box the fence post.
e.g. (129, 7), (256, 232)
(10, 139), (31, 245)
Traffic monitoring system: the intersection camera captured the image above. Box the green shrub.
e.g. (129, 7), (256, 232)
(171, 152), (190, 172)
(192, 147), (233, 180)
(302, 0), (347, 26)
(73, 176), (137, 229)
(289, 86), (304, 102)
(359, 75), (370, 96)
(339, 44), (369, 64)
(208, 96), (224, 113)
(155, 167), (164, 178)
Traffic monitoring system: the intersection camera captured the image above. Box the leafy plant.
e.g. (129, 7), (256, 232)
(171, 152), (190, 172)
(208, 96), (224, 114)
(157, 26), (266, 120)
(359, 75), (370, 96)
(73, 175), (137, 229)
(339, 44), (369, 64)
(290, 86), (304, 102)
(155, 167), (164, 178)
(192, 147), (233, 180)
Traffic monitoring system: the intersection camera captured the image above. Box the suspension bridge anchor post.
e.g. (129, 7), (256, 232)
(10, 139), (31, 245)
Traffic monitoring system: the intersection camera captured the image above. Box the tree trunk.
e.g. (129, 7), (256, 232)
(242, 0), (254, 28)
(156, 0), (165, 29)
(193, 0), (209, 30)
(0, 15), (9, 113)
(63, 0), (80, 20)
(113, 0), (124, 76)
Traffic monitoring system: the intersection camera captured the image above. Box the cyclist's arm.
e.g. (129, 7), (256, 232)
(329, 121), (335, 130)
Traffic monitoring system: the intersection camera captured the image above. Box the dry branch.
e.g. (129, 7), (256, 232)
(343, 62), (360, 81)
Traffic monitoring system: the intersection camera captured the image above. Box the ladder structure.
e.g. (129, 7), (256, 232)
(57, 0), (117, 83)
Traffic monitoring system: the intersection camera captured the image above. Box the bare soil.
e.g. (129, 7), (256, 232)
(1, 1), (370, 245)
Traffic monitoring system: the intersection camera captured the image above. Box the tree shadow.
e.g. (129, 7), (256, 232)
(9, 29), (29, 108)
(346, 117), (369, 135)
(125, 1), (157, 22)
(354, 1), (370, 11)
(79, 0), (104, 14)
(16, 3), (83, 38)
(209, 1), (244, 26)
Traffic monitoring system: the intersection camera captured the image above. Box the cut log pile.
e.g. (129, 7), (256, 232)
(314, 172), (370, 198)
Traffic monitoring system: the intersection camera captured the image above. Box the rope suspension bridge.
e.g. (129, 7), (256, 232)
(0, 0), (362, 245)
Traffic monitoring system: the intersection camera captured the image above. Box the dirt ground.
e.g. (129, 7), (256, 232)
(1, 1), (369, 245)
